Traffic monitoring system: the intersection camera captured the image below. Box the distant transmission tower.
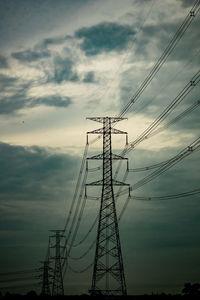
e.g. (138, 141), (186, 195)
(50, 230), (65, 296)
(39, 260), (52, 296)
(86, 117), (129, 296)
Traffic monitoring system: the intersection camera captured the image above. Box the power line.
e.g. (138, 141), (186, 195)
(129, 188), (200, 201)
(117, 137), (200, 220)
(125, 70), (200, 153)
(118, 0), (200, 118)
(62, 171), (88, 277)
(72, 215), (98, 248)
(113, 70), (200, 181)
(130, 47), (200, 117)
(68, 239), (96, 260)
(131, 137), (200, 191)
(63, 143), (89, 233)
(61, 6), (200, 270)
(68, 262), (94, 274)
(147, 99), (200, 138)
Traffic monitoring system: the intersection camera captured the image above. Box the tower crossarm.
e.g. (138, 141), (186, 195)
(87, 128), (127, 135)
(86, 117), (127, 124)
(86, 179), (129, 186)
(87, 153), (127, 160)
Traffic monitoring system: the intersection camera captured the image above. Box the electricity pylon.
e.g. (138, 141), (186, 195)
(50, 230), (65, 296)
(86, 117), (129, 296)
(39, 260), (52, 296)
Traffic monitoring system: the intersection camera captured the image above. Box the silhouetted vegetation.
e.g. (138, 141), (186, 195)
(182, 282), (200, 296)
(1, 283), (200, 298)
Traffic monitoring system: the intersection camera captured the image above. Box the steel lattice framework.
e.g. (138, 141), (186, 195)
(39, 260), (52, 296)
(86, 117), (129, 296)
(50, 230), (65, 296)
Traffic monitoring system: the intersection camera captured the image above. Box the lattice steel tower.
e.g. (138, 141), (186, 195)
(86, 117), (129, 296)
(39, 260), (52, 296)
(50, 230), (65, 296)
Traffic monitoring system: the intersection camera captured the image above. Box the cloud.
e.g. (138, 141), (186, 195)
(177, 0), (193, 8)
(0, 69), (72, 114)
(75, 22), (136, 56)
(0, 141), (80, 271)
(0, 74), (17, 91)
(12, 48), (51, 62)
(50, 55), (79, 83)
(0, 94), (72, 114)
(34, 95), (72, 107)
(0, 142), (78, 203)
(41, 36), (68, 47)
(133, 18), (199, 62)
(0, 55), (8, 68)
(0, 91), (26, 114)
(83, 71), (95, 83)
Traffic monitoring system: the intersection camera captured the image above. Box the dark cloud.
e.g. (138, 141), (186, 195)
(48, 55), (79, 83)
(177, 0), (193, 8)
(0, 141), (79, 277)
(40, 35), (72, 48)
(131, 16), (199, 63)
(0, 55), (8, 68)
(0, 74), (17, 91)
(35, 95), (72, 107)
(0, 91), (72, 114)
(83, 71), (95, 83)
(75, 22), (136, 56)
(42, 37), (66, 47)
(0, 142), (78, 202)
(0, 91), (26, 114)
(12, 48), (51, 62)
(0, 73), (72, 114)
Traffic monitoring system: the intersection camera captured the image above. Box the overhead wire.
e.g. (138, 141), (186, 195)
(129, 188), (200, 201)
(124, 70), (200, 153)
(118, 0), (200, 118)
(72, 215), (98, 247)
(63, 0), (200, 245)
(118, 188), (200, 221)
(130, 47), (200, 117)
(62, 171), (89, 277)
(147, 99), (200, 138)
(63, 143), (89, 233)
(114, 70), (200, 181)
(60, 0), (200, 278)
(68, 239), (96, 260)
(131, 137), (200, 190)
(128, 157), (180, 172)
(117, 137), (200, 220)
(68, 262), (94, 274)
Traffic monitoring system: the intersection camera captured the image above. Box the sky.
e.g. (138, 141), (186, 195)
(0, 0), (200, 296)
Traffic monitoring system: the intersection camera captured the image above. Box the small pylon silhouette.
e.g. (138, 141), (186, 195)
(39, 260), (52, 296)
(50, 230), (65, 296)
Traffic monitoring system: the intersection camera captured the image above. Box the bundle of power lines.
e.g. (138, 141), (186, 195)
(59, 0), (200, 280)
